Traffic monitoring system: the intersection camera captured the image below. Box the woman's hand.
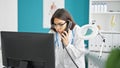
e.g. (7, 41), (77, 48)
(61, 29), (70, 47)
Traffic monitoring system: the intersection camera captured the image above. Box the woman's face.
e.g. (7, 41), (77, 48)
(53, 18), (67, 34)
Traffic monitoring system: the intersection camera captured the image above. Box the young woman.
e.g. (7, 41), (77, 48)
(49, 8), (85, 68)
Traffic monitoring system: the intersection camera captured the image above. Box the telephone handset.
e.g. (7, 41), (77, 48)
(64, 20), (72, 33)
(61, 20), (79, 68)
(62, 20), (72, 36)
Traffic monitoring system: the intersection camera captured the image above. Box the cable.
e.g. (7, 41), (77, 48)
(97, 32), (106, 58)
(62, 42), (79, 68)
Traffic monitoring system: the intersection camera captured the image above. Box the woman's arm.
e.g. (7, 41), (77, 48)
(66, 25), (85, 59)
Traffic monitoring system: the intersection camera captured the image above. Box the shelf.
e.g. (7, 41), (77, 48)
(89, 0), (120, 68)
(90, 0), (120, 34)
(91, 12), (120, 14)
(99, 30), (120, 34)
(91, 0), (120, 1)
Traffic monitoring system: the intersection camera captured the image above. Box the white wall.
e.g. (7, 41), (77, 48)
(0, 0), (17, 31)
(0, 0), (18, 67)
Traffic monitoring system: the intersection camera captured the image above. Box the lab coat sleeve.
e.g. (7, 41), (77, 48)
(66, 25), (85, 59)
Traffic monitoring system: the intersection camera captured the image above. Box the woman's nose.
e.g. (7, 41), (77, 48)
(55, 26), (61, 31)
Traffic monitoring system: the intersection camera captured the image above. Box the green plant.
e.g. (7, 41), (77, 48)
(105, 48), (120, 68)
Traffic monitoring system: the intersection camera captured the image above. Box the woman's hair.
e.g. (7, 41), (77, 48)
(50, 8), (76, 31)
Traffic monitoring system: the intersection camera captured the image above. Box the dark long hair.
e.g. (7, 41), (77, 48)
(50, 8), (76, 31)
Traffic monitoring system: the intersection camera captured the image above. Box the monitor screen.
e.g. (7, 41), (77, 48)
(1, 31), (55, 68)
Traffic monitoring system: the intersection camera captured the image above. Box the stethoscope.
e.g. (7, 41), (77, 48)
(54, 30), (74, 47)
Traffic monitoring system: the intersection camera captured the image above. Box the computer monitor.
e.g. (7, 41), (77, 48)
(1, 31), (55, 68)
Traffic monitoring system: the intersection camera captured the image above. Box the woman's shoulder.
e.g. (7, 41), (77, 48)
(73, 25), (81, 32)
(48, 29), (56, 34)
(72, 25), (82, 38)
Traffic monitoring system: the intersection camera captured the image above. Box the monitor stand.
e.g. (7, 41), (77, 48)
(18, 61), (28, 68)
(3, 61), (28, 68)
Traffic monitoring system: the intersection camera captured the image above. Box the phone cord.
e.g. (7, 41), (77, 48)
(62, 43), (79, 68)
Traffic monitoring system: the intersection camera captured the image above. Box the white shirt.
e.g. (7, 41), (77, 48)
(49, 25), (85, 68)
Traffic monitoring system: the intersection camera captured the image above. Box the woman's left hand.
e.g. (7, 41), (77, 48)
(61, 30), (70, 47)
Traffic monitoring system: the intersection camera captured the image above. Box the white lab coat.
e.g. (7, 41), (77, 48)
(49, 25), (85, 68)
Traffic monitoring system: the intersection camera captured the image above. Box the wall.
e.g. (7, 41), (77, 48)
(0, 0), (18, 67)
(18, 0), (46, 32)
(18, 0), (89, 32)
(65, 0), (89, 26)
(0, 0), (18, 31)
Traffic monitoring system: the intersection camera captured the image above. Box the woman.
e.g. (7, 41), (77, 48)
(49, 8), (85, 68)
